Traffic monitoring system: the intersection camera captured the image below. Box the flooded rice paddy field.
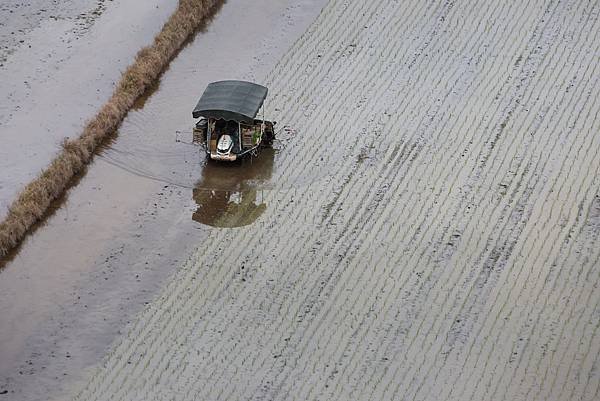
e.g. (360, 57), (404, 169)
(1, 0), (600, 400)
(73, 0), (600, 400)
(0, 1), (327, 400)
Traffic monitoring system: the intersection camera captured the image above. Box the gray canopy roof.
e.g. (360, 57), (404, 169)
(192, 80), (268, 123)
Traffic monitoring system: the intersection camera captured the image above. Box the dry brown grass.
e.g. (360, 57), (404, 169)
(0, 0), (224, 257)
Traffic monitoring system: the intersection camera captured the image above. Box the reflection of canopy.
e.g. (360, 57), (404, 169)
(192, 190), (266, 228)
(192, 80), (268, 123)
(191, 149), (275, 228)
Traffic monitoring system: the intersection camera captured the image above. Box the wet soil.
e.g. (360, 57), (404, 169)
(0, 1), (328, 400)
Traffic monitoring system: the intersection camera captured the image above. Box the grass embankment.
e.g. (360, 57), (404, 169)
(0, 0), (224, 257)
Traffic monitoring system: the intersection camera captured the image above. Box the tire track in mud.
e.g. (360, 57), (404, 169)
(76, 1), (600, 400)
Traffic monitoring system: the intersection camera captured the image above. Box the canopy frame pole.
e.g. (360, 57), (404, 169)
(261, 101), (266, 138)
(207, 118), (211, 153)
(238, 122), (242, 151)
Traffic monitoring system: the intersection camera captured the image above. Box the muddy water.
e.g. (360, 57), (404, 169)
(0, 1), (328, 400)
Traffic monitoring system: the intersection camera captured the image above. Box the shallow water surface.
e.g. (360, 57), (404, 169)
(0, 1), (329, 399)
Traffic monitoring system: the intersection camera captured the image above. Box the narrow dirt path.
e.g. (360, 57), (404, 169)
(76, 1), (600, 400)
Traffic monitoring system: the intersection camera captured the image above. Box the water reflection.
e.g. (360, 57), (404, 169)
(192, 148), (275, 228)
